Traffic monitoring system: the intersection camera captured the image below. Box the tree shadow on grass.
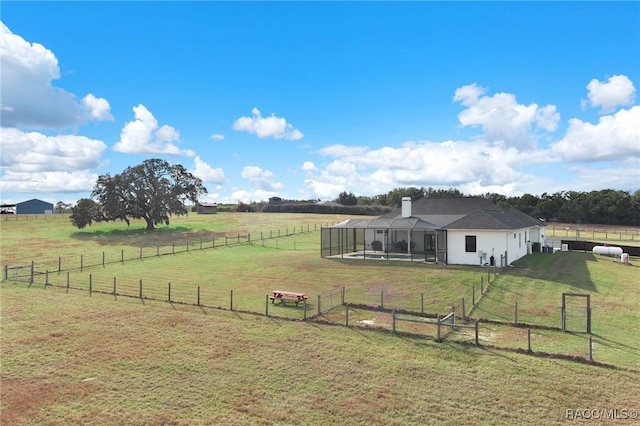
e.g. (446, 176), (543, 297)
(71, 226), (222, 247)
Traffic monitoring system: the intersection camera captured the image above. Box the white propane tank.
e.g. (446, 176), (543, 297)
(592, 246), (624, 257)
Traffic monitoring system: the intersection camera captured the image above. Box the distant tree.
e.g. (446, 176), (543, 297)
(55, 201), (72, 214)
(70, 198), (101, 229)
(70, 159), (207, 230)
(423, 187), (464, 198)
(234, 201), (255, 212)
(336, 191), (358, 206)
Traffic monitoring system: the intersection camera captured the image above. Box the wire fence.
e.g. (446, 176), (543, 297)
(5, 264), (603, 365)
(2, 222), (333, 279)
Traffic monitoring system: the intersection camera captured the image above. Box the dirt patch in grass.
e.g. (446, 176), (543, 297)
(1, 377), (98, 424)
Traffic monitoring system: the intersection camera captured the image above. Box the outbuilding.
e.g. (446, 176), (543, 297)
(196, 203), (218, 214)
(16, 199), (54, 214)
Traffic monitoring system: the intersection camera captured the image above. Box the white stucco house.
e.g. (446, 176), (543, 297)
(321, 197), (547, 266)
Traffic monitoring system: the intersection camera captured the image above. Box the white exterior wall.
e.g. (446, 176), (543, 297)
(447, 227), (541, 266)
(528, 225), (547, 247)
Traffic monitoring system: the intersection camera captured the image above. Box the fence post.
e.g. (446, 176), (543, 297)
(230, 289), (234, 311)
(345, 304), (349, 326)
(436, 316), (441, 342)
(197, 286), (201, 306)
(168, 282), (171, 303)
(303, 300), (307, 320)
(45, 270), (49, 287)
(480, 276), (484, 295)
(139, 247), (142, 259)
(66, 272), (70, 293)
(527, 329), (532, 352)
(58, 257), (61, 273)
(4, 265), (7, 280)
(420, 293), (424, 314)
(475, 321), (479, 345)
(515, 302), (518, 325)
(561, 307), (566, 331)
(80, 254), (83, 272)
(317, 295), (321, 316)
(462, 298), (466, 319)
(380, 290), (384, 309)
(172, 243), (175, 254)
(139, 279), (143, 299)
(265, 294), (269, 316)
(157, 245), (160, 256)
(102, 252), (105, 267)
(113, 277), (116, 298)
(472, 286), (476, 306)
(588, 337), (593, 361)
(392, 311), (396, 333)
(341, 287), (345, 305)
(187, 240), (189, 252)
(89, 274), (92, 297)
(30, 261), (34, 285)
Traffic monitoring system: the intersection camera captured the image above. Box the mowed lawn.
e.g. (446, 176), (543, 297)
(2, 213), (640, 424)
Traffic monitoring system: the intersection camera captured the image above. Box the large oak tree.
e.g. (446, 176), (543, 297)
(71, 159), (207, 230)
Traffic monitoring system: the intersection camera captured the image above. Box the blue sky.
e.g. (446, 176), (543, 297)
(1, 2), (639, 206)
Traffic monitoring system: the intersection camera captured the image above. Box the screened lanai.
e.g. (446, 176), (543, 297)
(321, 217), (447, 263)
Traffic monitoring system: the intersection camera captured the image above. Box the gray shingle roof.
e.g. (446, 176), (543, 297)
(380, 197), (544, 230)
(443, 208), (545, 230)
(381, 197), (497, 217)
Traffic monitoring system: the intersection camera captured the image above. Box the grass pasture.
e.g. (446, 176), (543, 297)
(2, 213), (640, 425)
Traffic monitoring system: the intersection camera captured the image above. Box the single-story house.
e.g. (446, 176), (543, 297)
(16, 199), (54, 214)
(196, 203), (218, 214)
(321, 197), (546, 266)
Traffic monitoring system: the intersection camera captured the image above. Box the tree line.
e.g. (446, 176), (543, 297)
(335, 187), (640, 226)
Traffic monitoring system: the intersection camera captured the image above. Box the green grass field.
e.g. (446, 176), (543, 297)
(2, 213), (639, 425)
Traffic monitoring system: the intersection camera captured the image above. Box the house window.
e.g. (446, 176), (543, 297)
(465, 235), (477, 252)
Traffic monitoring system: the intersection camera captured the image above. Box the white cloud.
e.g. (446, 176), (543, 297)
(230, 189), (279, 204)
(0, 170), (99, 193)
(82, 94), (114, 121)
(563, 159), (640, 192)
(113, 104), (195, 156)
(453, 83), (559, 149)
(0, 22), (112, 129)
(584, 75), (636, 113)
(550, 106), (640, 162)
(0, 127), (106, 193)
(210, 133), (225, 141)
(0, 127), (106, 173)
(304, 139), (544, 199)
(318, 144), (369, 157)
(301, 161), (317, 172)
(240, 165), (284, 191)
(193, 156), (226, 184)
(232, 107), (304, 140)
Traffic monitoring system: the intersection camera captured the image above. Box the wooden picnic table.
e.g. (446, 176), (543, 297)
(270, 290), (308, 306)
